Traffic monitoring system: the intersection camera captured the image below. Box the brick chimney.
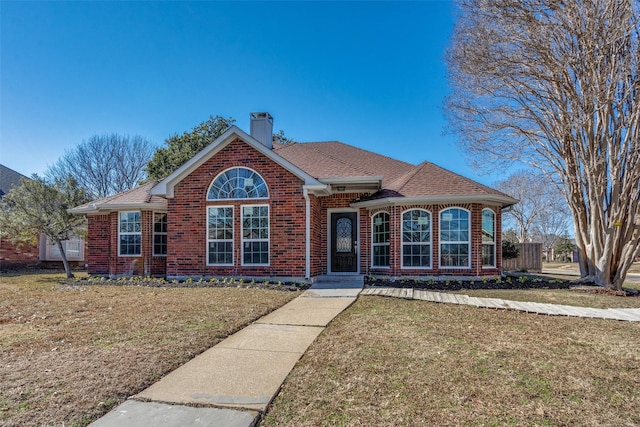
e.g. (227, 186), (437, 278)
(250, 112), (273, 149)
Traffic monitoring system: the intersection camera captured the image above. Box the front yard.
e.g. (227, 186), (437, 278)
(0, 272), (299, 427)
(262, 296), (640, 426)
(3, 271), (639, 426)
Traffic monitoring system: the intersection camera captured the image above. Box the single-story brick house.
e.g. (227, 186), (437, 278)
(70, 113), (517, 281)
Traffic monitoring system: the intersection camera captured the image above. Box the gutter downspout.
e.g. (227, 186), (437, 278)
(303, 188), (311, 280)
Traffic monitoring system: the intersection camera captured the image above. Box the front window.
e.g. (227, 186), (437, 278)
(153, 212), (168, 256)
(482, 209), (496, 267)
(207, 206), (234, 265)
(207, 167), (269, 200)
(402, 209), (431, 268)
(242, 205), (269, 265)
(372, 212), (390, 267)
(119, 211), (141, 256)
(440, 208), (470, 268)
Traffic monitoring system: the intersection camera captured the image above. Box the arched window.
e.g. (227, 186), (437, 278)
(482, 209), (496, 267)
(402, 209), (431, 268)
(440, 208), (470, 268)
(207, 167), (269, 200)
(371, 212), (390, 267)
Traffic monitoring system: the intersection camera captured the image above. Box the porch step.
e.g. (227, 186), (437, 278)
(315, 275), (364, 283)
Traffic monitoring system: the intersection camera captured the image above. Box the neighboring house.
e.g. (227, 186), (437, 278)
(0, 164), (85, 269)
(70, 113), (517, 280)
(0, 164), (39, 268)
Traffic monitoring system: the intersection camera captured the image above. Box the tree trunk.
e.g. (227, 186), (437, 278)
(54, 238), (74, 279)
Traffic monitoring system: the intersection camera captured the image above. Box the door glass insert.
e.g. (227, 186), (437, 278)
(336, 217), (352, 252)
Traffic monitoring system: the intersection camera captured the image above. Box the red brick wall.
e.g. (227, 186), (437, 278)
(87, 215), (110, 274)
(86, 212), (166, 277)
(366, 203), (502, 277)
(0, 238), (39, 269)
(166, 138), (307, 278)
(309, 194), (323, 277)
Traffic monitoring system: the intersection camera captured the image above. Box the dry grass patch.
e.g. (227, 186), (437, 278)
(455, 288), (640, 309)
(263, 296), (640, 427)
(0, 272), (298, 427)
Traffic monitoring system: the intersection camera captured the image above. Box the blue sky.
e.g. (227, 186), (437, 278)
(1, 1), (503, 186)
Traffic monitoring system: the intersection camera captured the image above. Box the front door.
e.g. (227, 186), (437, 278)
(330, 212), (358, 273)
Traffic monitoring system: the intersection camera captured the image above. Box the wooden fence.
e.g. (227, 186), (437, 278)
(502, 242), (542, 273)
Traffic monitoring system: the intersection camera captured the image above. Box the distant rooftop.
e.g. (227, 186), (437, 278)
(0, 164), (29, 198)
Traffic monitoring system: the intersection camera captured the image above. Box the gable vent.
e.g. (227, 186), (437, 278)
(250, 112), (273, 149)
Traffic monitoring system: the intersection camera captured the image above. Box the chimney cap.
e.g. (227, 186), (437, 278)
(250, 112), (273, 122)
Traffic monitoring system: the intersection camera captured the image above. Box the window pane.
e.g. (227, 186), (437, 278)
(209, 242), (233, 264)
(208, 168), (269, 200)
(440, 243), (469, 267)
(402, 244), (431, 267)
(242, 205), (269, 265)
(403, 210), (430, 243)
(482, 210), (495, 243)
(482, 243), (495, 267)
(372, 244), (390, 267)
(154, 234), (167, 256)
(372, 213), (389, 244)
(154, 213), (167, 233)
(120, 235), (141, 256)
(440, 208), (469, 242)
(207, 207), (233, 264)
(208, 207), (233, 235)
(243, 241), (269, 265)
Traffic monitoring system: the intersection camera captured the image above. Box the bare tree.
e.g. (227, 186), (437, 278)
(496, 171), (571, 260)
(447, 0), (640, 289)
(47, 134), (154, 199)
(532, 209), (573, 261)
(0, 175), (89, 278)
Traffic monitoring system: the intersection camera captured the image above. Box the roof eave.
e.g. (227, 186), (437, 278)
(68, 202), (168, 215)
(318, 176), (382, 194)
(319, 176), (383, 184)
(351, 194), (518, 209)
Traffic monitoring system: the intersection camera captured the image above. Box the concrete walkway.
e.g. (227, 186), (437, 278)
(541, 266), (640, 284)
(90, 277), (363, 427)
(361, 287), (640, 322)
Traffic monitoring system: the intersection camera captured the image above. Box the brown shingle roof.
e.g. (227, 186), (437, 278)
(387, 161), (511, 199)
(70, 181), (167, 213)
(275, 142), (514, 204)
(274, 141), (411, 185)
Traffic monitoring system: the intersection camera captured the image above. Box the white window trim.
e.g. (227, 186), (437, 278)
(401, 208), (432, 269)
(241, 204), (270, 267)
(439, 207), (471, 269)
(482, 208), (496, 268)
(118, 211), (142, 257)
(371, 211), (390, 269)
(206, 166), (270, 201)
(153, 211), (168, 257)
(206, 205), (234, 266)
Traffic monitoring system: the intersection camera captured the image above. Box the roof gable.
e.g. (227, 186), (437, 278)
(150, 126), (324, 198)
(352, 161), (517, 207)
(0, 164), (29, 198)
(68, 181), (167, 214)
(388, 161), (510, 198)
